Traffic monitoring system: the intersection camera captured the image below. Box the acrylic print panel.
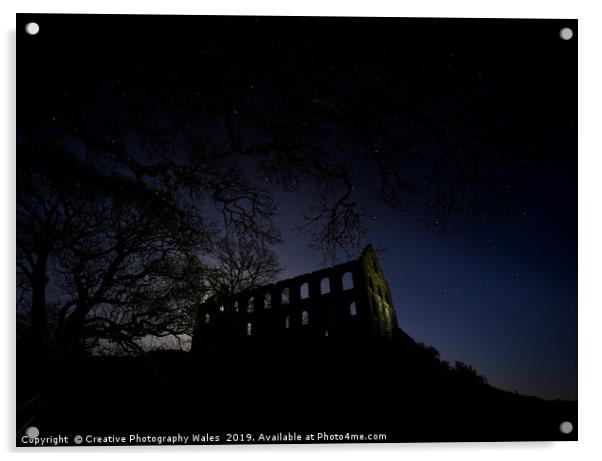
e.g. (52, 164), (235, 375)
(16, 14), (577, 446)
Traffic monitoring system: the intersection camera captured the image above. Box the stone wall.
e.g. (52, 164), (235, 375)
(193, 245), (398, 349)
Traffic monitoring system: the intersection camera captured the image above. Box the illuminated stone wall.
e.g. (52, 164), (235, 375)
(192, 245), (399, 350)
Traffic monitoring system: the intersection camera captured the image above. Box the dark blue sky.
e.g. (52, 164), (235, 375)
(19, 15), (577, 401)
(274, 148), (577, 400)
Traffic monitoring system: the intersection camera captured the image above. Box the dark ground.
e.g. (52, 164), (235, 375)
(17, 331), (577, 445)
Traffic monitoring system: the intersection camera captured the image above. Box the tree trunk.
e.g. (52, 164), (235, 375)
(58, 307), (88, 357)
(30, 250), (49, 356)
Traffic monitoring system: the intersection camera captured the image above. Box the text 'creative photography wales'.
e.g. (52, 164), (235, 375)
(16, 14), (577, 445)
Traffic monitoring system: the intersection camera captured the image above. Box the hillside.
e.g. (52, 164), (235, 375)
(17, 329), (577, 444)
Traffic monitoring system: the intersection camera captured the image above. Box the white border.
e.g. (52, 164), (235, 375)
(2, 1), (601, 460)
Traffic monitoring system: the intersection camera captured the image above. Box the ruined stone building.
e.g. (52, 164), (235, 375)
(192, 245), (399, 350)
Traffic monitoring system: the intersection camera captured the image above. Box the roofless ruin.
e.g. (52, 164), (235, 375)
(192, 245), (399, 351)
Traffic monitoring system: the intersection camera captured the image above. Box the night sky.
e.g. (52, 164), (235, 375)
(19, 15), (577, 400)
(276, 156), (577, 400)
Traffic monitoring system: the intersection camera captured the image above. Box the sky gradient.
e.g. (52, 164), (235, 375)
(19, 15), (577, 401)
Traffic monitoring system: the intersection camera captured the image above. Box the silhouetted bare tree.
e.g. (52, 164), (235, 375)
(205, 233), (283, 297)
(17, 120), (279, 356)
(113, 34), (536, 263)
(17, 19), (541, 357)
